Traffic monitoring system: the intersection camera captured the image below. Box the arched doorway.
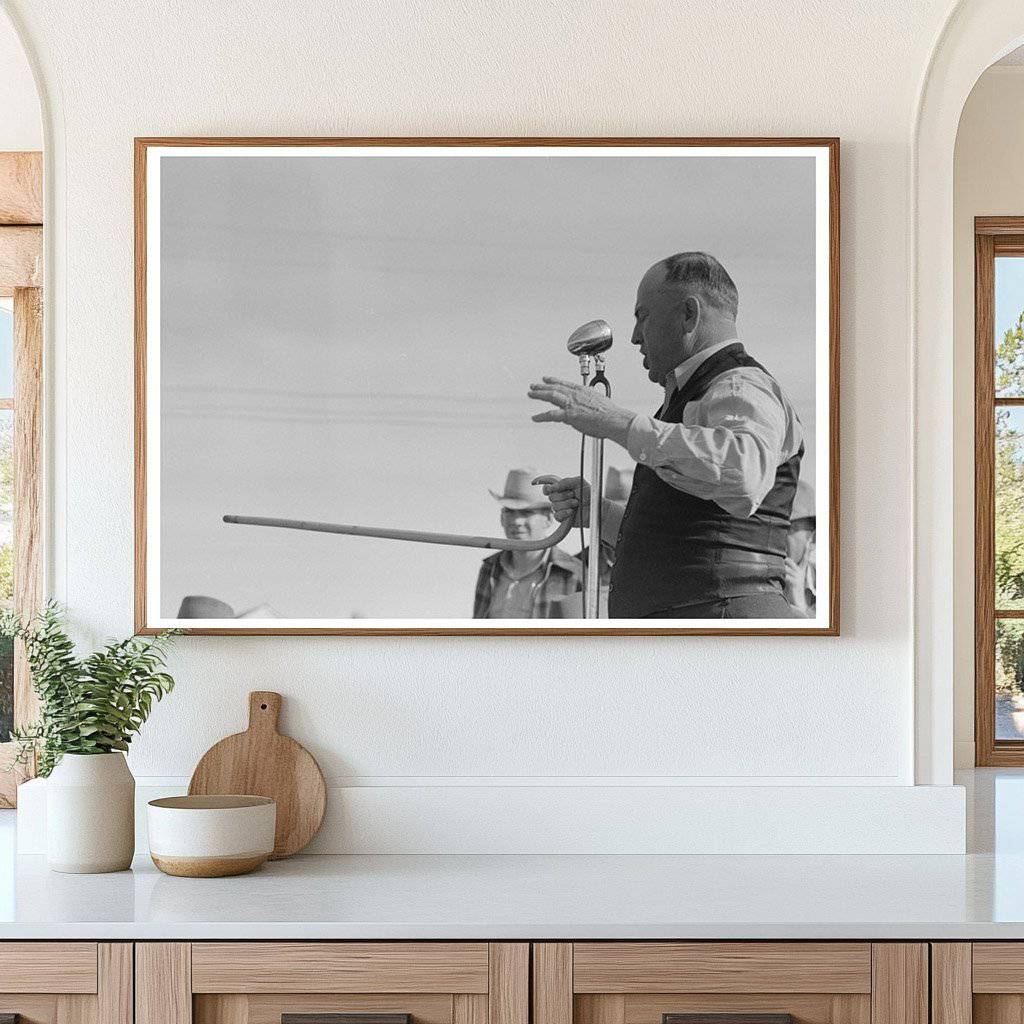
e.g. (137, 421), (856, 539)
(913, 0), (1024, 785)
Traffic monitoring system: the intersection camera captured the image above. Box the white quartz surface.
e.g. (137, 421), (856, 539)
(0, 836), (1021, 940)
(0, 769), (1019, 940)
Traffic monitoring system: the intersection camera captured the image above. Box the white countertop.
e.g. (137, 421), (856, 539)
(0, 769), (1020, 941)
(1, 842), (1022, 940)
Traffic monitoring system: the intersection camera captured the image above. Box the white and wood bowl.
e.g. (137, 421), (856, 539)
(147, 795), (276, 877)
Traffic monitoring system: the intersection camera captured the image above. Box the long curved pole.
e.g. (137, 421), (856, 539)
(222, 513), (574, 552)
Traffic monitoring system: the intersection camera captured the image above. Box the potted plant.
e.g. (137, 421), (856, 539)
(3, 603), (175, 873)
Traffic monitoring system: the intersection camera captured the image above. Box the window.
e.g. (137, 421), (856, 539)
(0, 149), (43, 806)
(976, 219), (1024, 764)
(0, 286), (42, 806)
(0, 301), (11, 747)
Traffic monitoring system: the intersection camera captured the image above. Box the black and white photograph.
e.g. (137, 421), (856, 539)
(136, 139), (837, 634)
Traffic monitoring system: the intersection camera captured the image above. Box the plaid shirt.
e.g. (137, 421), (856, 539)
(472, 547), (582, 619)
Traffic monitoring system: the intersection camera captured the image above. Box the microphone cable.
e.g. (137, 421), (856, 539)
(579, 369), (611, 619)
(578, 429), (588, 617)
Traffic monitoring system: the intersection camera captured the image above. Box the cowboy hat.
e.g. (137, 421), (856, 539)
(176, 594), (235, 619)
(489, 468), (552, 510)
(176, 595), (281, 619)
(791, 478), (816, 523)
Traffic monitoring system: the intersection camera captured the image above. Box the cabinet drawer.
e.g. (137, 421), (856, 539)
(0, 941), (98, 993)
(139, 943), (528, 1024)
(535, 943), (925, 1024)
(572, 943), (871, 994)
(973, 942), (1024, 992)
(191, 943), (490, 993)
(0, 943), (129, 1024)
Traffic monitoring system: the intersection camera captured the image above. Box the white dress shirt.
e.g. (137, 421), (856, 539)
(624, 339), (803, 518)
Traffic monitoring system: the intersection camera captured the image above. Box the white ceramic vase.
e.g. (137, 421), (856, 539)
(46, 752), (135, 873)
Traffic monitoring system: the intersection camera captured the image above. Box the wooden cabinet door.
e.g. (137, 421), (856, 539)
(932, 942), (1024, 1024)
(136, 943), (527, 1024)
(0, 943), (131, 1024)
(535, 943), (927, 1024)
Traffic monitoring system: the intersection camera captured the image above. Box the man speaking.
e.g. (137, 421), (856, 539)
(529, 252), (805, 620)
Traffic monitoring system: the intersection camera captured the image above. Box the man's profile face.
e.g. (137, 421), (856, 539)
(500, 507), (553, 541)
(631, 263), (699, 384)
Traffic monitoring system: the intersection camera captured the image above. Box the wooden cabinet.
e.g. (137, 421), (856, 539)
(136, 944), (527, 1024)
(0, 943), (131, 1024)
(534, 943), (928, 1024)
(931, 942), (1024, 1024)
(0, 937), (982, 1024)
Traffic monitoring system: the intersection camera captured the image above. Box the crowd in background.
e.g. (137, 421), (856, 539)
(473, 466), (817, 620)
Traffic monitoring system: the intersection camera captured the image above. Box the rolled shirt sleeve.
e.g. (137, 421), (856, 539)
(625, 368), (800, 518)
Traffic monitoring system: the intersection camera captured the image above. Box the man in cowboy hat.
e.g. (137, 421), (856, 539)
(528, 251), (804, 619)
(472, 468), (582, 619)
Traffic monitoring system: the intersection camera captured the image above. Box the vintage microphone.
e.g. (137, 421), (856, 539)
(223, 320), (613, 617)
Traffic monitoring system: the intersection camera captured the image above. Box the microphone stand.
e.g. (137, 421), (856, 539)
(577, 353), (610, 620)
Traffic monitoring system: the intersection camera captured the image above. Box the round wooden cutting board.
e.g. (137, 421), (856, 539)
(188, 691), (326, 859)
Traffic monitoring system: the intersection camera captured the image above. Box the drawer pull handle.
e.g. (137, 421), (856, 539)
(664, 1016), (795, 1024)
(283, 1016), (411, 1024)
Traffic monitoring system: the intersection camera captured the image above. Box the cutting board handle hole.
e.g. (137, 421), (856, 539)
(260, 702), (268, 710)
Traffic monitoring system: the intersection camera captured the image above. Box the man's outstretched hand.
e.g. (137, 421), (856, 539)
(528, 377), (634, 445)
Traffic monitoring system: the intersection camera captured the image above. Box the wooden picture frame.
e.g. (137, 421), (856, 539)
(134, 137), (840, 636)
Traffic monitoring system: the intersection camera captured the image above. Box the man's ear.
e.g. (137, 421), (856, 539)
(682, 294), (701, 335)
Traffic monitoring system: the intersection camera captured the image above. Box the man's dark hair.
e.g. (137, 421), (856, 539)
(661, 252), (739, 318)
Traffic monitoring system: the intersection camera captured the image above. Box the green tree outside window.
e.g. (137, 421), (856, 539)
(995, 309), (1024, 694)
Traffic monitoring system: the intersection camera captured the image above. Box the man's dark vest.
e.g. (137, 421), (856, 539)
(608, 343), (802, 618)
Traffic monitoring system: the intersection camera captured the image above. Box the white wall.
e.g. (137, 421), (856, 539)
(953, 66), (1024, 767)
(1, 0), (972, 851)
(0, 8), (39, 151)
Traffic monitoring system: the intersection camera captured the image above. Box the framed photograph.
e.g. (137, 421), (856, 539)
(135, 137), (838, 635)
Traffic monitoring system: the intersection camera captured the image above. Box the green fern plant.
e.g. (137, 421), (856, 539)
(1, 603), (176, 777)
